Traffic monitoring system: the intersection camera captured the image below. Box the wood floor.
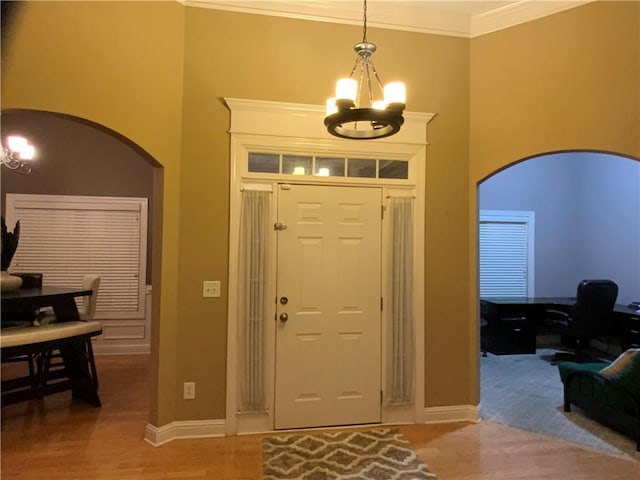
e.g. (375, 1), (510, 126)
(2, 354), (638, 479)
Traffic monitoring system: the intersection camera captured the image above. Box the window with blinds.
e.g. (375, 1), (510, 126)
(5, 194), (148, 319)
(479, 210), (535, 298)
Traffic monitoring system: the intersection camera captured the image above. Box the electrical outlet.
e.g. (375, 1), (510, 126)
(183, 382), (196, 400)
(203, 280), (221, 298)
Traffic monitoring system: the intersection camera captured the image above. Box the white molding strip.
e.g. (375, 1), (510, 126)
(183, 1), (594, 38)
(224, 98), (434, 145)
(144, 419), (226, 447)
(423, 405), (480, 424)
(470, 1), (593, 37)
(90, 288), (152, 355)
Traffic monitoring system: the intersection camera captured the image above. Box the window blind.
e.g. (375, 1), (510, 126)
(6, 194), (148, 319)
(479, 216), (531, 297)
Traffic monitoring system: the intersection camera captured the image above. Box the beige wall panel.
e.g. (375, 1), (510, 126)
(1, 1), (186, 426)
(179, 8), (471, 417)
(470, 1), (639, 181)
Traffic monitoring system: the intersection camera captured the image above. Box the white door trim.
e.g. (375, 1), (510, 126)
(225, 98), (434, 434)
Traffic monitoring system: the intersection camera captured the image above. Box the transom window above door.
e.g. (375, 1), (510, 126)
(248, 152), (409, 180)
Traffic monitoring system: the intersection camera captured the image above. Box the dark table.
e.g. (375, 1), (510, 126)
(482, 296), (640, 351)
(1, 286), (100, 406)
(483, 296), (637, 314)
(2, 286), (92, 323)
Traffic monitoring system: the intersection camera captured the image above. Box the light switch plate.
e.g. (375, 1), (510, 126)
(183, 382), (196, 400)
(203, 280), (221, 298)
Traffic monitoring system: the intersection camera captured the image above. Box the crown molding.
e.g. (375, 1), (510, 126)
(183, 1), (594, 38)
(470, 1), (594, 37)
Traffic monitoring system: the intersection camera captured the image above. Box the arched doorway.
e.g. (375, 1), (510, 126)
(477, 150), (640, 455)
(1, 108), (162, 354)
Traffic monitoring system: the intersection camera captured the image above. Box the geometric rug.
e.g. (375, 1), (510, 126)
(263, 428), (437, 480)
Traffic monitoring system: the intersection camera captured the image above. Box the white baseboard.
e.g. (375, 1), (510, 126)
(144, 407), (478, 446)
(144, 419), (226, 447)
(423, 404), (479, 424)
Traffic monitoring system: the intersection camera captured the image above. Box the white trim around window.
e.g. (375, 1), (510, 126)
(5, 193), (148, 319)
(479, 209), (535, 298)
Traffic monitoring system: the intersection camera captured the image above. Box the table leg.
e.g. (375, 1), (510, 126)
(59, 340), (101, 407)
(50, 297), (81, 322)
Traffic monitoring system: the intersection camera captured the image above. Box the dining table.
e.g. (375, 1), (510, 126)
(1, 286), (92, 323)
(1, 286), (101, 407)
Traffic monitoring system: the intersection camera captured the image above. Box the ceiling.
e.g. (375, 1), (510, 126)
(184, 0), (593, 37)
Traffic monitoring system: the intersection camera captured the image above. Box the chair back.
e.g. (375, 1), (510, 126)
(480, 300), (500, 328)
(79, 275), (101, 320)
(569, 279), (618, 337)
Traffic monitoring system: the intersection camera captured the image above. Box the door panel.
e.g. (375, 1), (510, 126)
(274, 184), (382, 429)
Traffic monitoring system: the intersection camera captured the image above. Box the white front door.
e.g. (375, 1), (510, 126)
(274, 184), (382, 429)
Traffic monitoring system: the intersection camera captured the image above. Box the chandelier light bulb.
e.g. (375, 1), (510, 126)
(336, 78), (358, 103)
(2, 135), (35, 175)
(20, 144), (35, 160)
(7, 135), (27, 152)
(384, 82), (406, 105)
(326, 98), (338, 116)
(372, 100), (386, 110)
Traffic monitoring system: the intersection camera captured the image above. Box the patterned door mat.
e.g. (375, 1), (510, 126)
(263, 428), (437, 480)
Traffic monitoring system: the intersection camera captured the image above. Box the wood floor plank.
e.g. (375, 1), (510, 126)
(2, 355), (638, 479)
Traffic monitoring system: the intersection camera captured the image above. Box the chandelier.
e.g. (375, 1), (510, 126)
(1, 135), (35, 175)
(324, 0), (406, 140)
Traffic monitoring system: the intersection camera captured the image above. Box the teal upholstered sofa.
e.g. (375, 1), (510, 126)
(558, 349), (640, 451)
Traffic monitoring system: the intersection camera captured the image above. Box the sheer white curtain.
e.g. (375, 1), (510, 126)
(237, 190), (271, 412)
(385, 196), (415, 405)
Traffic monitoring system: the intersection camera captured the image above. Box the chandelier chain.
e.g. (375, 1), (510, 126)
(362, 0), (368, 42)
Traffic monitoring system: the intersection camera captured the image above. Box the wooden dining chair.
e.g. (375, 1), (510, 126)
(34, 275), (101, 392)
(36, 275), (100, 325)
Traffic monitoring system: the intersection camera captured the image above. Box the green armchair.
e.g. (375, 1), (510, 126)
(558, 349), (640, 451)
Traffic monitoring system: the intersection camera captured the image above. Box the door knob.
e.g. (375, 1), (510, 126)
(280, 296), (288, 305)
(279, 312), (288, 323)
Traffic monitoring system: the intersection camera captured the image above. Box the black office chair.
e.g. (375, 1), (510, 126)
(480, 300), (499, 356)
(546, 279), (618, 363)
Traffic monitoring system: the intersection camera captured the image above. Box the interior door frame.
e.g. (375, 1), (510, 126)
(224, 98), (434, 435)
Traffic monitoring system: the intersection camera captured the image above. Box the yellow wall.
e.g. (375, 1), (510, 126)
(177, 7), (470, 418)
(2, 0), (638, 426)
(1, 1), (186, 426)
(469, 1), (639, 402)
(470, 0), (639, 180)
